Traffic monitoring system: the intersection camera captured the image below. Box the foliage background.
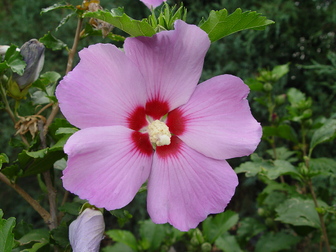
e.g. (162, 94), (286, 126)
(0, 0), (335, 251)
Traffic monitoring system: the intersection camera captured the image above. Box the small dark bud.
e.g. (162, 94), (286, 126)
(12, 39), (45, 89)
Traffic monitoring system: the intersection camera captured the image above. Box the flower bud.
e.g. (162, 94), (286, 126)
(275, 94), (286, 105)
(69, 208), (105, 252)
(12, 39), (45, 89)
(201, 243), (212, 252)
(263, 82), (273, 92)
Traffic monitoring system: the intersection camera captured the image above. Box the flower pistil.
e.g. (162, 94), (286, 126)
(148, 119), (171, 147)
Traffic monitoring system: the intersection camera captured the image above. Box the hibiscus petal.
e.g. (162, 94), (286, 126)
(124, 20), (210, 110)
(56, 43), (147, 129)
(63, 126), (153, 209)
(147, 137), (238, 231)
(170, 75), (262, 160)
(140, 0), (165, 9)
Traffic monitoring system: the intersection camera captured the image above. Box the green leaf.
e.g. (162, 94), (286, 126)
(83, 9), (156, 37)
(244, 78), (264, 91)
(200, 8), (274, 42)
(260, 190), (288, 211)
(310, 157), (336, 176)
(50, 223), (69, 248)
(40, 3), (76, 14)
(275, 198), (327, 228)
(287, 88), (312, 111)
(271, 63), (290, 79)
(5, 45), (26, 75)
(237, 217), (266, 242)
(56, 12), (76, 31)
(139, 220), (166, 251)
(32, 71), (61, 92)
(18, 228), (49, 244)
(266, 147), (298, 162)
(255, 231), (300, 252)
(310, 119), (336, 152)
(0, 61), (10, 72)
(202, 210), (239, 243)
(236, 155), (301, 181)
(102, 242), (135, 252)
(235, 154), (271, 177)
(110, 209), (133, 227)
(263, 124), (298, 143)
(106, 230), (138, 251)
(215, 232), (242, 252)
(0, 153), (9, 169)
(267, 160), (301, 180)
(0, 209), (16, 252)
(18, 228), (49, 252)
(39, 32), (67, 51)
(260, 180), (299, 199)
(2, 148), (65, 178)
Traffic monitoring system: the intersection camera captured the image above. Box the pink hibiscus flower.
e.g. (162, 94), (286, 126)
(56, 20), (262, 231)
(139, 0), (166, 9)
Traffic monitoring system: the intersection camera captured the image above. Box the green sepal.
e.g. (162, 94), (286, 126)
(199, 8), (274, 42)
(7, 77), (31, 100)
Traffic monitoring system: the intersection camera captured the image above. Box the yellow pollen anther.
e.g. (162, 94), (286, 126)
(147, 120), (171, 146)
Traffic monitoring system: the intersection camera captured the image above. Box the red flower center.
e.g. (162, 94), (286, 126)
(127, 99), (187, 158)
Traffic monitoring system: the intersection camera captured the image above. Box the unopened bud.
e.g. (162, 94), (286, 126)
(201, 243), (212, 252)
(263, 82), (273, 92)
(69, 208), (105, 252)
(12, 39), (45, 89)
(275, 94), (286, 105)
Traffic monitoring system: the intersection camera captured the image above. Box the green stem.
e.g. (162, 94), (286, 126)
(0, 82), (30, 148)
(303, 127), (331, 252)
(307, 179), (331, 252)
(0, 82), (16, 124)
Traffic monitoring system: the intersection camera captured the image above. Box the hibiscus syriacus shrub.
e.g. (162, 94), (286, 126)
(1, 0), (334, 252)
